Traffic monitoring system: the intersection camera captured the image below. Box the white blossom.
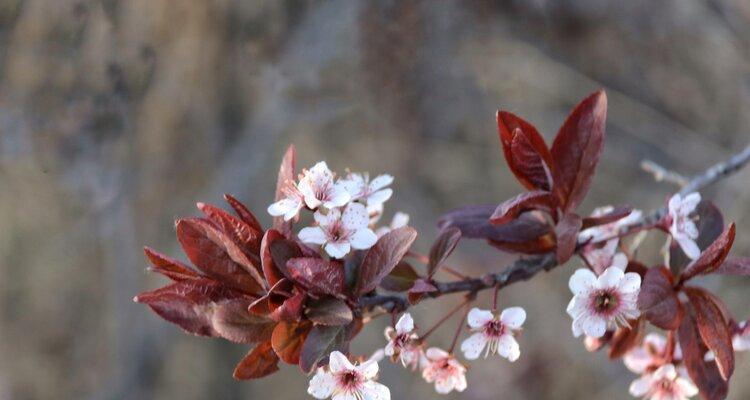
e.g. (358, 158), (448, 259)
(628, 364), (698, 400)
(340, 172), (393, 206)
(267, 181), (305, 221)
(384, 313), (423, 370)
(421, 348), (467, 394)
(460, 307), (525, 361)
(624, 333), (682, 374)
(298, 203), (378, 258)
(375, 212), (410, 238)
(298, 161), (351, 210)
(307, 351), (390, 400)
(667, 193), (701, 260)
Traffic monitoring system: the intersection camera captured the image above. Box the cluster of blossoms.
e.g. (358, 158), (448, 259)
(268, 161), (407, 258)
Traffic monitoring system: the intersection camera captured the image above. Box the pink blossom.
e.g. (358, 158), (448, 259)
(298, 161), (351, 210)
(460, 307), (525, 361)
(375, 212), (410, 238)
(667, 193), (701, 260)
(624, 333), (681, 374)
(383, 313), (423, 370)
(579, 206), (642, 273)
(298, 203), (378, 258)
(267, 181), (305, 221)
(628, 364), (698, 400)
(307, 351), (390, 400)
(567, 266), (641, 338)
(421, 348), (467, 394)
(340, 172), (393, 206)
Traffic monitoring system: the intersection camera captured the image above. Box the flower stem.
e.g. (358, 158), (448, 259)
(407, 251), (467, 279)
(449, 303), (471, 354)
(420, 297), (472, 341)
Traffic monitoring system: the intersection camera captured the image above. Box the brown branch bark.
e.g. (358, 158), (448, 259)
(360, 143), (750, 313)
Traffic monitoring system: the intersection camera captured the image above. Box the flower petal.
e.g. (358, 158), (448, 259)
(325, 242), (351, 259)
(500, 307), (526, 329)
(350, 229), (378, 250)
(268, 197), (300, 219)
(597, 267), (624, 288)
(467, 308), (494, 328)
(308, 369), (336, 399)
(362, 381), (391, 400)
(425, 347), (448, 361)
(676, 236), (701, 260)
(581, 315), (607, 338)
(628, 375), (652, 397)
(366, 189), (393, 206)
(299, 227), (327, 245)
(342, 203), (370, 230)
(395, 313), (414, 334)
(369, 174), (394, 192)
(460, 332), (488, 360)
(618, 272), (642, 293)
(324, 184), (351, 208)
(390, 212), (410, 229)
(569, 269), (597, 295)
(497, 334), (521, 362)
(682, 192), (701, 212)
(357, 359), (379, 380)
(328, 351), (354, 373)
(610, 252), (628, 271)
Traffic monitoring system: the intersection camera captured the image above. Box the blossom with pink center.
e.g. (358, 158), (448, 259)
(667, 192), (701, 260)
(628, 364), (698, 400)
(460, 307), (526, 361)
(421, 348), (467, 394)
(375, 212), (410, 238)
(624, 333), (682, 374)
(298, 161), (351, 210)
(567, 266), (641, 338)
(384, 313), (423, 370)
(340, 172), (393, 206)
(267, 181), (305, 221)
(578, 206), (642, 273)
(298, 203), (378, 258)
(307, 351), (390, 400)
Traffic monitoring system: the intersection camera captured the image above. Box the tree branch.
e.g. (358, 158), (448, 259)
(360, 144), (750, 313)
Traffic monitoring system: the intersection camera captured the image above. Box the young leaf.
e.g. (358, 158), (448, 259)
(143, 246), (201, 282)
(305, 298), (353, 326)
(670, 200), (724, 271)
(268, 291), (306, 322)
(427, 227), (461, 277)
(134, 278), (242, 337)
(286, 257), (345, 297)
(555, 213), (582, 264)
(298, 324), (350, 374)
(356, 227), (418, 295)
(271, 321), (311, 365)
(224, 193), (263, 233)
(685, 287), (734, 380)
(260, 229), (286, 286)
(715, 257), (750, 276)
(176, 218), (265, 294)
(212, 297), (277, 344)
(550, 90), (607, 212)
(637, 266), (682, 330)
(490, 191), (556, 226)
(273, 144), (296, 236)
(233, 341), (280, 380)
(680, 223), (736, 282)
(379, 261), (420, 292)
(496, 111), (554, 191)
(678, 309), (729, 400)
(197, 202), (262, 262)
(407, 278), (438, 304)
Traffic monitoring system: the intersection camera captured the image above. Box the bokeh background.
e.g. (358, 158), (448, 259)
(1, 0), (750, 399)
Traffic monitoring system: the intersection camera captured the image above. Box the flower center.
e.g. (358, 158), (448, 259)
(328, 222), (349, 242)
(484, 320), (506, 337)
(591, 289), (620, 315)
(657, 378), (675, 394)
(338, 371), (361, 390)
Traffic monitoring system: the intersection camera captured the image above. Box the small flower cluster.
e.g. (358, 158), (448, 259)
(268, 161), (406, 258)
(624, 334), (698, 400)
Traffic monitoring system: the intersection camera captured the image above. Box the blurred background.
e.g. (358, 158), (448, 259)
(1, 0), (750, 399)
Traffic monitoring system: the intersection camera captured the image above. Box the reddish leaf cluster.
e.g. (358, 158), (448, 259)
(135, 146), (418, 380)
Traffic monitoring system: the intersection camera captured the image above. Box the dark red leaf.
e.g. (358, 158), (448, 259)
(608, 318), (644, 359)
(671, 200), (724, 271)
(678, 309), (729, 400)
(427, 227), (461, 277)
(356, 227), (418, 295)
(212, 297), (277, 343)
(233, 341), (279, 380)
(715, 257), (750, 276)
(224, 193), (263, 233)
(685, 287), (734, 380)
(176, 218), (265, 294)
(490, 191), (556, 226)
(287, 257), (345, 297)
(550, 90), (607, 212)
(379, 261), (420, 292)
(407, 278), (438, 305)
(496, 111), (554, 191)
(555, 213), (582, 264)
(637, 266), (683, 330)
(134, 278), (243, 337)
(273, 145), (296, 236)
(270, 239), (304, 279)
(197, 202), (262, 264)
(271, 321), (311, 365)
(681, 223), (736, 282)
(260, 229), (286, 286)
(305, 298), (353, 326)
(488, 228), (556, 254)
(580, 205), (632, 230)
(143, 246), (201, 281)
(299, 324), (351, 373)
(439, 204), (551, 242)
(268, 291), (306, 322)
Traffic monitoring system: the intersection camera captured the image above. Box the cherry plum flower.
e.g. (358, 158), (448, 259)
(384, 313), (422, 370)
(298, 203), (378, 258)
(624, 333), (681, 374)
(460, 307), (526, 361)
(421, 348), (467, 394)
(298, 161), (351, 210)
(267, 181), (305, 221)
(628, 364), (698, 400)
(307, 351), (390, 400)
(375, 212), (410, 238)
(341, 172), (393, 207)
(579, 206), (642, 273)
(567, 266), (641, 338)
(667, 192), (701, 260)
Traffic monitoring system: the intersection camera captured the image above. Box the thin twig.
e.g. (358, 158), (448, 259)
(359, 144), (750, 312)
(640, 160), (689, 187)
